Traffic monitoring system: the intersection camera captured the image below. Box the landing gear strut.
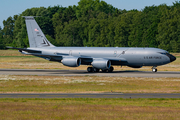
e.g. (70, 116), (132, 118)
(152, 66), (157, 73)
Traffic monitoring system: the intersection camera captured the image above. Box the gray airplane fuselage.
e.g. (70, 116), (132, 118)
(29, 47), (175, 67)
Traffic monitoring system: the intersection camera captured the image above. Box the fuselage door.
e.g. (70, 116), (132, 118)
(69, 50), (72, 56)
(116, 49), (129, 58)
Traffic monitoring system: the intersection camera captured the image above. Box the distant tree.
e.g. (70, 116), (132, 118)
(76, 0), (116, 19)
(114, 12), (134, 47)
(156, 4), (180, 52)
(128, 11), (143, 47)
(4, 0), (180, 52)
(141, 6), (159, 48)
(52, 6), (77, 46)
(0, 26), (5, 49)
(2, 16), (16, 46)
(47, 5), (61, 18)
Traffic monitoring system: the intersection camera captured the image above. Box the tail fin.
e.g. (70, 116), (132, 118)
(23, 16), (55, 48)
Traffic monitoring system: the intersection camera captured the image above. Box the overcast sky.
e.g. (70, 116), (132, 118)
(0, 0), (176, 28)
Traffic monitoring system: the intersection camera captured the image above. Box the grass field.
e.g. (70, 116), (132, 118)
(0, 75), (180, 93)
(0, 98), (180, 120)
(0, 50), (180, 71)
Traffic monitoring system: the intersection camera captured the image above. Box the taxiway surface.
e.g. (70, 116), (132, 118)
(0, 69), (180, 78)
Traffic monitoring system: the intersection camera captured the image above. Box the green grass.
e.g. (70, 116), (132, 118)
(1, 98), (180, 107)
(0, 56), (35, 58)
(0, 98), (180, 120)
(0, 75), (180, 93)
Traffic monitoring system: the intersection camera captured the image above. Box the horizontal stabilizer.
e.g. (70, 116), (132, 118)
(6, 46), (41, 53)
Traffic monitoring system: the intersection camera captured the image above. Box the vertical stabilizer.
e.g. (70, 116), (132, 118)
(23, 16), (55, 48)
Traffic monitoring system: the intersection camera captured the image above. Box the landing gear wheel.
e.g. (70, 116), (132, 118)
(102, 69), (108, 73)
(108, 67), (114, 72)
(87, 67), (93, 72)
(102, 67), (114, 73)
(93, 68), (100, 72)
(152, 67), (157, 73)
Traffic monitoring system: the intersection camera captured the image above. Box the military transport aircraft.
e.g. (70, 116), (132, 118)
(7, 16), (176, 73)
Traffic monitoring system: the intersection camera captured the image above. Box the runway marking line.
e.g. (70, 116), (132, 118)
(74, 95), (96, 96)
(17, 95), (39, 96)
(103, 95), (124, 96)
(46, 95), (68, 96)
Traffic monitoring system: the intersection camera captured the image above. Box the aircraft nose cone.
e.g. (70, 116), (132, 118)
(167, 53), (176, 62)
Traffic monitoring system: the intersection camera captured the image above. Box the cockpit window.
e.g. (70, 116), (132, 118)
(158, 52), (169, 55)
(160, 53), (167, 55)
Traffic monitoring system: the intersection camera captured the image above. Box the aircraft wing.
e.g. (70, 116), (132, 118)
(106, 58), (128, 65)
(6, 46), (127, 65)
(79, 57), (128, 66)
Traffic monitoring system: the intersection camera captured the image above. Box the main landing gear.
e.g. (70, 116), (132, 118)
(87, 67), (100, 72)
(87, 67), (114, 73)
(152, 66), (157, 73)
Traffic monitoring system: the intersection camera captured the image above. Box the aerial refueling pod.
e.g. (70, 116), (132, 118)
(62, 57), (81, 67)
(92, 59), (111, 69)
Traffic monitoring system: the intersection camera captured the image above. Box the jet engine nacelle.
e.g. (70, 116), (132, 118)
(92, 59), (111, 69)
(62, 57), (81, 67)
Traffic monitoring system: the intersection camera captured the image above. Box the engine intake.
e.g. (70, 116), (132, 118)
(62, 57), (81, 67)
(92, 59), (111, 69)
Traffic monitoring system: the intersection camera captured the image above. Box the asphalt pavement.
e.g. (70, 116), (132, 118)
(0, 69), (180, 78)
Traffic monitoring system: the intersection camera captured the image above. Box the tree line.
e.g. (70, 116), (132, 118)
(1, 0), (180, 52)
